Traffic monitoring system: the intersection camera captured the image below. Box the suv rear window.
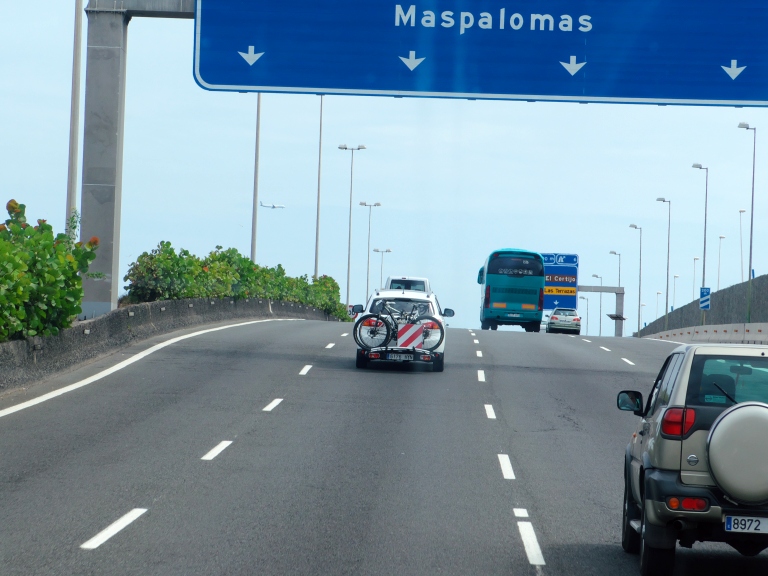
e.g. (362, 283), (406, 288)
(370, 298), (434, 316)
(552, 309), (577, 316)
(686, 355), (768, 407)
(389, 279), (426, 291)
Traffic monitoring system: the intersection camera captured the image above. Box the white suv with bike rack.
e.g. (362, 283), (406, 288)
(350, 290), (454, 372)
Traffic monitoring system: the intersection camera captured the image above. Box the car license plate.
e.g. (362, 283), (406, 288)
(507, 313), (521, 318)
(725, 516), (766, 533)
(387, 353), (413, 361)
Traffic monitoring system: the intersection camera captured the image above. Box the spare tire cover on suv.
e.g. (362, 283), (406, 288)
(707, 402), (768, 505)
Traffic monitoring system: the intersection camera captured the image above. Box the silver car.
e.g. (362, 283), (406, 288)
(617, 344), (768, 575)
(545, 308), (581, 334)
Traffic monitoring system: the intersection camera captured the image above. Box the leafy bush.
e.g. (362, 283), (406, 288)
(123, 242), (349, 320)
(0, 200), (98, 341)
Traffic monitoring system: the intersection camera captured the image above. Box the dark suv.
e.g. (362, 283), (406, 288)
(617, 344), (768, 575)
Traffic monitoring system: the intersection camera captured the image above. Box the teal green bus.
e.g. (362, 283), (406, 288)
(477, 249), (545, 331)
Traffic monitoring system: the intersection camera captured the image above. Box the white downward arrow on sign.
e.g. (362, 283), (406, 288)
(722, 60), (746, 80)
(399, 51), (425, 71)
(238, 46), (264, 66)
(560, 56), (586, 76)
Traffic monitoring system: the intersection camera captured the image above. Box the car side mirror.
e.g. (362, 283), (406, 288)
(545, 314), (550, 318)
(443, 308), (455, 318)
(351, 304), (364, 314)
(617, 391), (644, 416)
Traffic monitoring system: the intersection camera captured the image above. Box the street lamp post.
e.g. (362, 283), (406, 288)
(592, 274), (603, 336)
(738, 122), (756, 322)
(339, 144), (366, 307)
(692, 164), (709, 289)
(373, 248), (391, 288)
(718, 235), (726, 291)
(579, 295), (589, 336)
(360, 202), (381, 299)
(630, 224), (643, 337)
(609, 250), (621, 286)
(656, 291), (662, 320)
(673, 275), (679, 310)
(739, 209), (746, 282)
(693, 257), (700, 300)
(657, 197), (672, 329)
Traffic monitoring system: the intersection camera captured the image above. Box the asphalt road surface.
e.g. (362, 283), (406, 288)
(2, 319), (767, 575)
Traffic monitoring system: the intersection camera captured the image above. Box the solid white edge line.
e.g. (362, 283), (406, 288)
(478, 370), (486, 382)
(0, 319), (298, 419)
(600, 346), (612, 352)
(80, 508), (148, 550)
(514, 508), (529, 518)
(477, 351), (483, 357)
(484, 404), (496, 419)
(518, 521), (546, 565)
(642, 338), (687, 345)
(262, 398), (283, 412)
(201, 441), (233, 461)
(498, 454), (515, 479)
(325, 343), (335, 349)
(299, 365), (312, 375)
(622, 358), (636, 365)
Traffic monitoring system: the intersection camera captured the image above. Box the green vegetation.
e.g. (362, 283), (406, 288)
(0, 200), (98, 342)
(123, 242), (349, 320)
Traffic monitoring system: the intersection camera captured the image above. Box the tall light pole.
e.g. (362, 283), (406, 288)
(738, 122), (756, 322)
(609, 250), (621, 286)
(693, 257), (700, 300)
(692, 164), (709, 289)
(657, 197), (672, 329)
(656, 291), (662, 320)
(739, 209), (746, 282)
(673, 275), (679, 310)
(579, 295), (589, 336)
(66, 0), (85, 232)
(250, 93), (262, 263)
(718, 235), (726, 291)
(373, 248), (391, 288)
(630, 224), (643, 337)
(592, 274), (603, 336)
(360, 202), (381, 299)
(339, 144), (366, 307)
(313, 95), (324, 279)
(641, 303), (646, 328)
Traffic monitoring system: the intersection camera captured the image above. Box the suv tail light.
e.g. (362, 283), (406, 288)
(484, 286), (491, 309)
(538, 288), (544, 311)
(666, 497), (709, 511)
(422, 321), (440, 330)
(551, 316), (559, 321)
(661, 408), (696, 437)
(362, 318), (384, 327)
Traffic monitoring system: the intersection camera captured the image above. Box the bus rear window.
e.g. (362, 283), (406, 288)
(487, 255), (543, 277)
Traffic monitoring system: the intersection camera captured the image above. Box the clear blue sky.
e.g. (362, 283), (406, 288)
(3, 4), (767, 333)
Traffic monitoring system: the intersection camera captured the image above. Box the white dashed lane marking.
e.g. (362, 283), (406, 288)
(518, 521), (546, 565)
(484, 404), (496, 419)
(299, 365), (312, 376)
(622, 358), (636, 365)
(497, 454), (515, 479)
(514, 508), (529, 518)
(474, 339), (479, 344)
(262, 399), (283, 412)
(600, 346), (612, 352)
(201, 441), (233, 461)
(477, 351), (483, 358)
(341, 333), (349, 337)
(582, 339), (592, 343)
(80, 509), (147, 550)
(325, 343), (335, 349)
(478, 370), (486, 382)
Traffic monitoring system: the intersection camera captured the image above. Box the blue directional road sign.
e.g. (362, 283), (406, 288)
(700, 287), (711, 311)
(194, 1), (768, 105)
(542, 253), (579, 310)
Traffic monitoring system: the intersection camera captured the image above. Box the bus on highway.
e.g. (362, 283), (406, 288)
(477, 249), (545, 331)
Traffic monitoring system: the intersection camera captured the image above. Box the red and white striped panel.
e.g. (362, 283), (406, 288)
(397, 324), (424, 348)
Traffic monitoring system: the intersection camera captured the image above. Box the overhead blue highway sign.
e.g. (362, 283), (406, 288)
(194, 1), (768, 105)
(542, 253), (578, 310)
(700, 287), (711, 311)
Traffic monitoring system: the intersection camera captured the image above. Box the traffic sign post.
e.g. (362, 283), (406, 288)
(542, 253), (579, 309)
(195, 1), (768, 105)
(700, 287), (711, 311)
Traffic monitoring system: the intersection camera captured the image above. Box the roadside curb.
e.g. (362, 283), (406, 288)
(0, 297), (342, 391)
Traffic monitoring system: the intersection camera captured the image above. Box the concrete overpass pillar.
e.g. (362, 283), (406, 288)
(80, 9), (130, 317)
